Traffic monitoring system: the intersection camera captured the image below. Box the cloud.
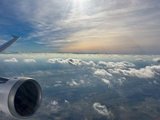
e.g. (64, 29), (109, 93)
(94, 69), (112, 77)
(4, 0), (159, 54)
(109, 65), (160, 79)
(31, 70), (53, 76)
(54, 84), (61, 87)
(153, 58), (160, 62)
(47, 100), (60, 111)
(47, 58), (95, 67)
(55, 81), (62, 84)
(153, 80), (159, 85)
(93, 102), (113, 118)
(67, 79), (79, 86)
(98, 61), (135, 69)
(135, 58), (145, 61)
(0, 40), (7, 45)
(117, 77), (126, 85)
(101, 79), (110, 85)
(80, 80), (85, 84)
(65, 100), (70, 107)
(24, 59), (36, 63)
(4, 58), (18, 62)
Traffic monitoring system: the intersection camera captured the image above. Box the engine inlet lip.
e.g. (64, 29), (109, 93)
(8, 78), (42, 119)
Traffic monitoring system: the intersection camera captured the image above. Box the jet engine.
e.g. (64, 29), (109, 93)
(0, 77), (42, 119)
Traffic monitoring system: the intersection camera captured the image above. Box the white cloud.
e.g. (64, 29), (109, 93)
(117, 77), (126, 85)
(51, 100), (58, 106)
(4, 58), (18, 62)
(24, 59), (36, 63)
(47, 100), (60, 111)
(55, 81), (62, 84)
(109, 65), (160, 79)
(67, 79), (79, 86)
(65, 100), (69, 104)
(94, 69), (112, 77)
(98, 61), (135, 69)
(54, 84), (61, 87)
(80, 80), (85, 84)
(101, 79), (110, 85)
(93, 102), (113, 118)
(135, 58), (145, 61)
(47, 58), (67, 64)
(153, 58), (160, 62)
(65, 100), (70, 107)
(47, 58), (96, 67)
(31, 70), (53, 76)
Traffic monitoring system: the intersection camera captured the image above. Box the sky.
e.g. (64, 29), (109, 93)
(0, 0), (160, 54)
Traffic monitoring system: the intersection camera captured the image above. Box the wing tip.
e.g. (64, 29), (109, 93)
(11, 35), (21, 39)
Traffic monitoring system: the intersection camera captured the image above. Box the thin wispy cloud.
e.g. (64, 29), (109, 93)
(0, 40), (7, 45)
(0, 0), (160, 53)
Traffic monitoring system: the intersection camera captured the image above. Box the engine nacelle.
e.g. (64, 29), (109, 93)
(0, 77), (42, 119)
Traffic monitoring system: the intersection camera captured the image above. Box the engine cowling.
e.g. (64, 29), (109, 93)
(0, 77), (42, 119)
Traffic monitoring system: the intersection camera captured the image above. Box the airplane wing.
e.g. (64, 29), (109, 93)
(0, 35), (21, 53)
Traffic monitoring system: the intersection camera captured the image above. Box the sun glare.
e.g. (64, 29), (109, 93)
(72, 0), (90, 11)
(71, 0), (90, 15)
(73, 0), (89, 4)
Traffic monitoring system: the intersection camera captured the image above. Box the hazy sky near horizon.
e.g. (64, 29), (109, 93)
(0, 0), (160, 54)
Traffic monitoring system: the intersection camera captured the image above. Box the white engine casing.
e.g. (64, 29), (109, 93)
(0, 77), (42, 119)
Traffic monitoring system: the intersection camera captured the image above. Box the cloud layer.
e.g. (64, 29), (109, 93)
(1, 54), (160, 120)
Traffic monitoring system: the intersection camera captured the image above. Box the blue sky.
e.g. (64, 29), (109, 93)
(0, 0), (160, 54)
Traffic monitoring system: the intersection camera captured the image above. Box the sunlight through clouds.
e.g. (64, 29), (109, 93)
(0, 0), (160, 54)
